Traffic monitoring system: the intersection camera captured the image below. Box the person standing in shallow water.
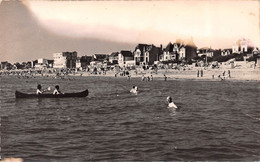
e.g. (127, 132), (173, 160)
(167, 96), (178, 108)
(197, 70), (200, 77)
(200, 69), (203, 77)
(130, 86), (138, 94)
(164, 74), (167, 81)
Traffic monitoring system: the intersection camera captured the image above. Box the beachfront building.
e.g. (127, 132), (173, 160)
(179, 46), (186, 60)
(160, 42), (178, 62)
(252, 47), (260, 55)
(178, 38), (197, 61)
(33, 58), (54, 69)
(257, 53), (260, 68)
(53, 51), (77, 69)
(0, 61), (13, 70)
(35, 58), (48, 69)
(90, 61), (100, 67)
(92, 54), (108, 62)
(160, 38), (197, 62)
(109, 52), (119, 64)
(118, 50), (134, 67)
(133, 44), (161, 66)
(232, 38), (254, 54)
(76, 57), (81, 69)
(221, 49), (232, 56)
(79, 56), (92, 69)
(47, 60), (54, 68)
(197, 47), (214, 57)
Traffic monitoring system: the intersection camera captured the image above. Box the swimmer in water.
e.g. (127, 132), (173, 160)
(130, 86), (138, 94)
(167, 96), (178, 108)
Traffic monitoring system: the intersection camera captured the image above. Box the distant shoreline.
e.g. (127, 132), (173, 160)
(1, 67), (259, 82)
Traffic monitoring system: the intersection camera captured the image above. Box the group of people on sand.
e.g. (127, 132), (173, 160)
(215, 70), (231, 80)
(36, 84), (62, 95)
(130, 85), (178, 109)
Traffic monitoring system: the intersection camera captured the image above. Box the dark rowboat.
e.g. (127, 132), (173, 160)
(15, 90), (88, 98)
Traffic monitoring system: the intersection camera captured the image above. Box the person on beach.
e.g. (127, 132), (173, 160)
(228, 70), (231, 78)
(141, 75), (145, 81)
(53, 85), (62, 95)
(130, 86), (138, 94)
(127, 75), (131, 81)
(197, 70), (200, 77)
(147, 76), (150, 81)
(200, 69), (203, 77)
(150, 75), (153, 81)
(167, 96), (178, 109)
(218, 75), (224, 81)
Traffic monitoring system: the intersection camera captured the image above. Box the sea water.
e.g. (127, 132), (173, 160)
(1, 76), (260, 160)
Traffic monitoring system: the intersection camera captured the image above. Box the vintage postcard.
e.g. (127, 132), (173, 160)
(0, 0), (259, 161)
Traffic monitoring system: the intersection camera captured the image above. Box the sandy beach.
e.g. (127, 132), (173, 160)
(78, 67), (260, 82)
(1, 65), (259, 82)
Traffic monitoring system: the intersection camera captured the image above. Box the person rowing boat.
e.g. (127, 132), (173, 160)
(53, 85), (62, 95)
(36, 84), (50, 94)
(167, 96), (178, 109)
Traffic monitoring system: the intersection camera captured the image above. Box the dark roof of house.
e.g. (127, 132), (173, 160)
(222, 48), (232, 51)
(120, 50), (133, 57)
(62, 51), (77, 56)
(165, 42), (173, 52)
(164, 39), (197, 52)
(198, 47), (215, 52)
(81, 55), (92, 59)
(80, 56), (92, 61)
(93, 54), (108, 59)
(134, 43), (157, 56)
(109, 52), (119, 57)
(135, 44), (150, 51)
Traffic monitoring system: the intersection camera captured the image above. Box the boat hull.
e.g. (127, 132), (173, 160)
(15, 90), (88, 98)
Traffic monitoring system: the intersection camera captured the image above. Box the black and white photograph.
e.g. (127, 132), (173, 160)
(0, 0), (260, 161)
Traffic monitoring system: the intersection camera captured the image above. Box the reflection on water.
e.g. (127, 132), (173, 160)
(1, 76), (260, 161)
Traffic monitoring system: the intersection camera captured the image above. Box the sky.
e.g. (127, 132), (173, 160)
(0, 0), (259, 63)
(26, 0), (260, 46)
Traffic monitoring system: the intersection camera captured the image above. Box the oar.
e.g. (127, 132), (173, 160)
(43, 87), (51, 92)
